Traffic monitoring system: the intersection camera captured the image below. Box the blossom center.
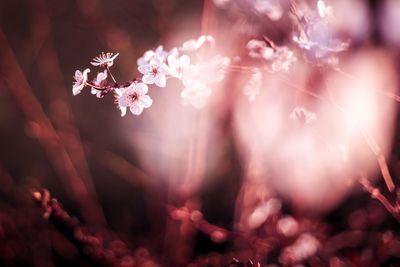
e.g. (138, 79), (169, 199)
(129, 92), (139, 102)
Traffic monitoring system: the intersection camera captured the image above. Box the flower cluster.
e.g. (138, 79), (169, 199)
(72, 2), (349, 116)
(72, 36), (230, 116)
(247, 37), (297, 72)
(72, 52), (153, 116)
(136, 35), (229, 109)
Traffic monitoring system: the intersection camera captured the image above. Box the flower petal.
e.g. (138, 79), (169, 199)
(114, 88), (123, 96)
(138, 65), (152, 75)
(135, 82), (148, 95)
(155, 74), (166, 87)
(140, 95), (153, 108)
(130, 104), (143, 115)
(82, 68), (90, 81)
(74, 70), (83, 80)
(72, 84), (83, 96)
(120, 106), (127, 117)
(118, 94), (131, 107)
(179, 55), (191, 68)
(142, 74), (156, 84)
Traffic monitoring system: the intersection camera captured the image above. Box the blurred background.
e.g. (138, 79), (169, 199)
(1, 0), (400, 266)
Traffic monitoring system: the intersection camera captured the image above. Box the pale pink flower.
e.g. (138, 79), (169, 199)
(167, 50), (191, 79)
(247, 39), (296, 72)
(91, 70), (108, 98)
(115, 82), (152, 116)
(138, 57), (169, 87)
(247, 39), (274, 60)
(137, 46), (168, 66)
(72, 68), (90, 96)
(271, 46), (296, 72)
(317, 0), (333, 19)
(180, 35), (215, 51)
(91, 52), (119, 67)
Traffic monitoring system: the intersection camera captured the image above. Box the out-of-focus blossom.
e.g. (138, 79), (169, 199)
(137, 46), (168, 66)
(180, 55), (229, 88)
(280, 233), (320, 264)
(167, 50), (191, 79)
(180, 35), (215, 51)
(91, 52), (119, 67)
(181, 80), (211, 109)
(277, 216), (299, 237)
(243, 69), (262, 102)
(72, 68), (90, 96)
(247, 39), (274, 60)
(317, 0), (333, 19)
(253, 0), (284, 21)
(289, 107), (317, 124)
(91, 70), (108, 98)
(291, 1), (349, 59)
(271, 46), (296, 72)
(247, 38), (296, 72)
(247, 198), (282, 229)
(138, 57), (169, 87)
(115, 82), (152, 116)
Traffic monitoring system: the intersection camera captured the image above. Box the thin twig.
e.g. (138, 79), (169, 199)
(358, 176), (400, 222)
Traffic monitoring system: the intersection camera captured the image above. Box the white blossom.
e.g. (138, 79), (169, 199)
(137, 45), (168, 66)
(247, 39), (274, 60)
(253, 0), (283, 21)
(180, 35), (215, 51)
(91, 70), (108, 98)
(138, 57), (169, 87)
(91, 52), (119, 67)
(167, 50), (191, 79)
(72, 68), (90, 96)
(115, 82), (152, 116)
(247, 39), (296, 72)
(271, 46), (296, 72)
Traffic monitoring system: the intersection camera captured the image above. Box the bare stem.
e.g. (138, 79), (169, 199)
(358, 176), (400, 222)
(106, 66), (117, 83)
(85, 81), (107, 90)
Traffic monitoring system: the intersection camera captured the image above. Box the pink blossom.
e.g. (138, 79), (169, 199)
(72, 68), (90, 96)
(115, 82), (153, 116)
(91, 52), (119, 67)
(138, 57), (169, 87)
(91, 70), (107, 98)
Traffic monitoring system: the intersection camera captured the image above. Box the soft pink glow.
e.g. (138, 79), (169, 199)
(234, 49), (398, 212)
